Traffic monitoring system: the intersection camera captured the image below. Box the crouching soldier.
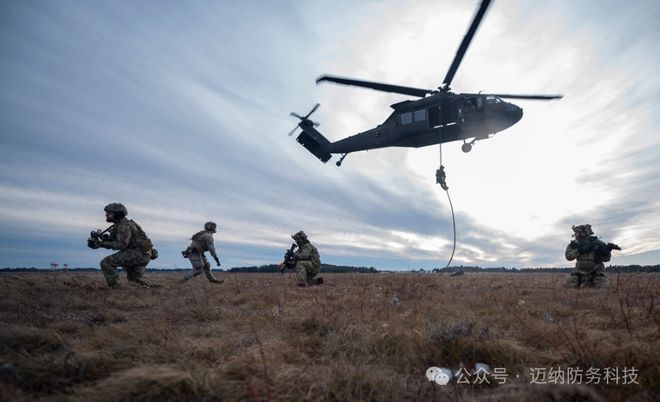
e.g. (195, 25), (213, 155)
(286, 231), (323, 287)
(180, 222), (224, 284)
(87, 203), (161, 288)
(565, 224), (620, 288)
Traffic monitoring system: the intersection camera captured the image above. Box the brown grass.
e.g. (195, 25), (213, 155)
(0, 271), (658, 401)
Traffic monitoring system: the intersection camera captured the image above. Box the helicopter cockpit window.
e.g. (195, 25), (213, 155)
(400, 112), (413, 125)
(486, 95), (502, 104)
(414, 109), (426, 122)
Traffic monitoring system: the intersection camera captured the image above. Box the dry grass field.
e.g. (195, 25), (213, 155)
(0, 271), (658, 402)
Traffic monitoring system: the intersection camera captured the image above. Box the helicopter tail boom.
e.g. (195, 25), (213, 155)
(296, 121), (332, 163)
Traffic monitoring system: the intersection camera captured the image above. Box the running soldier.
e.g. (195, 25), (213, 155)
(180, 222), (224, 284)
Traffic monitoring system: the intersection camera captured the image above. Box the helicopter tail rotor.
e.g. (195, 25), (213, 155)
(288, 103), (321, 136)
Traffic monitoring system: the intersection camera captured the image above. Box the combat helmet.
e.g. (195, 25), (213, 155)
(204, 221), (217, 232)
(572, 224), (594, 237)
(104, 203), (128, 216)
(291, 230), (308, 242)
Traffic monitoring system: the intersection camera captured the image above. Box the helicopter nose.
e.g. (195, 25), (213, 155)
(507, 103), (523, 123)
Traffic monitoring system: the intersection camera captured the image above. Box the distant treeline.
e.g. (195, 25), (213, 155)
(228, 264), (379, 274)
(1, 265), (658, 273)
(429, 265), (660, 273)
(0, 264), (380, 274)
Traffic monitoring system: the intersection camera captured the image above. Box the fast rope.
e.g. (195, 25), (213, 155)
(436, 144), (456, 269)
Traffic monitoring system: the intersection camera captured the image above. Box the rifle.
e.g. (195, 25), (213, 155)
(280, 243), (298, 275)
(605, 242), (621, 251)
(570, 240), (592, 254)
(87, 225), (114, 249)
(571, 240), (621, 255)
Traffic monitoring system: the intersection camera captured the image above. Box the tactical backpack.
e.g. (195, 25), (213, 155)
(131, 220), (157, 259)
(191, 230), (206, 242)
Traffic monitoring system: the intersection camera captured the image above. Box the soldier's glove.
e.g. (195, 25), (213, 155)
(214, 256), (221, 267)
(87, 238), (101, 249)
(98, 240), (113, 249)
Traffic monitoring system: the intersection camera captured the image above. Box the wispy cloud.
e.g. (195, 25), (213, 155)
(1, 0), (658, 269)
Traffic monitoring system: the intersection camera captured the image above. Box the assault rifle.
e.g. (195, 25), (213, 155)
(87, 225), (114, 249)
(279, 243), (298, 275)
(604, 242), (622, 251)
(570, 240), (621, 254)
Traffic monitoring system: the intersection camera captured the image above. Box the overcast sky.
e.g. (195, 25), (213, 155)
(1, 0), (659, 269)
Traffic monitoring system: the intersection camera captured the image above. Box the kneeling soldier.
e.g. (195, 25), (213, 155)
(565, 224), (620, 288)
(289, 231), (323, 287)
(88, 203), (160, 288)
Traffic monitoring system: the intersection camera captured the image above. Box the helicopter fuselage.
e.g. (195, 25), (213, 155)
(327, 93), (523, 154)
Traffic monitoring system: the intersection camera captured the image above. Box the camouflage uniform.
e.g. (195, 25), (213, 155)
(565, 224), (612, 288)
(291, 231), (322, 286)
(180, 222), (223, 283)
(92, 203), (159, 288)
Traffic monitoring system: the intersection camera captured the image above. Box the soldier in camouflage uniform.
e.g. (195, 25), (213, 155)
(565, 224), (619, 288)
(180, 222), (223, 284)
(290, 231), (323, 287)
(87, 203), (160, 288)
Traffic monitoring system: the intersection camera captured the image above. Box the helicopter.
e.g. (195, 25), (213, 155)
(289, 0), (562, 167)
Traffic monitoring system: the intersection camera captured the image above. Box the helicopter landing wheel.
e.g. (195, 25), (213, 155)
(461, 142), (472, 153)
(336, 161), (342, 167)
(336, 153), (348, 167)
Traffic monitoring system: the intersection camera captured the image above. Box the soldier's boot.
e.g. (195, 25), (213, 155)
(183, 268), (204, 283)
(131, 275), (162, 288)
(126, 265), (162, 288)
(306, 275), (321, 286)
(140, 278), (163, 288)
(565, 272), (584, 288)
(590, 273), (610, 289)
(206, 271), (223, 284)
(203, 263), (223, 284)
(179, 271), (197, 283)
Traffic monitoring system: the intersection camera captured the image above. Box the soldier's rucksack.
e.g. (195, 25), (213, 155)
(130, 220), (155, 254)
(191, 230), (206, 242)
(188, 230), (208, 253)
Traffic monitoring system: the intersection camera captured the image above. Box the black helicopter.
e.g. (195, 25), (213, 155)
(289, 0), (562, 167)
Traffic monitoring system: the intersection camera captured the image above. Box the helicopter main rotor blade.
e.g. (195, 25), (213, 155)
(442, 0), (492, 89)
(287, 126), (299, 136)
(487, 93), (563, 100)
(317, 75), (431, 97)
(305, 103), (320, 119)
